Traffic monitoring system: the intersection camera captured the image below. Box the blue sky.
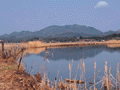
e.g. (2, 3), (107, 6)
(0, 0), (120, 35)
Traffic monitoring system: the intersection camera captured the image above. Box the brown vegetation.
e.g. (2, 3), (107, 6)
(1, 40), (120, 89)
(0, 48), (41, 90)
(27, 40), (120, 48)
(1, 40), (120, 50)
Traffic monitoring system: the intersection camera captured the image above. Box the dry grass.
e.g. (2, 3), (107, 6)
(1, 40), (120, 89)
(0, 50), (120, 89)
(0, 47), (41, 90)
(36, 60), (120, 90)
(106, 40), (120, 48)
(27, 40), (120, 48)
(106, 40), (120, 43)
(28, 41), (46, 48)
(107, 44), (120, 48)
(0, 60), (40, 90)
(1, 40), (120, 50)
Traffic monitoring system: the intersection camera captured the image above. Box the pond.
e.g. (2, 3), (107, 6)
(22, 45), (120, 87)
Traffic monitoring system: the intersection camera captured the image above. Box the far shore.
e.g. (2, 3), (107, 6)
(1, 40), (120, 50)
(0, 40), (120, 89)
(22, 40), (120, 48)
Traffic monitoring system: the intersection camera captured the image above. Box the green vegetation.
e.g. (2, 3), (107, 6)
(0, 65), (17, 71)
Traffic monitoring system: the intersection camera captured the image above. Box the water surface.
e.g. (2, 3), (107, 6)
(22, 45), (120, 84)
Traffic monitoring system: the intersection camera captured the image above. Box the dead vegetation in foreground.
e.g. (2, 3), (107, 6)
(25, 58), (120, 90)
(0, 47), (42, 90)
(1, 41), (120, 90)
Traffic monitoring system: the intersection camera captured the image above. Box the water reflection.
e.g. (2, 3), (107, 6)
(23, 45), (120, 85)
(36, 46), (120, 60)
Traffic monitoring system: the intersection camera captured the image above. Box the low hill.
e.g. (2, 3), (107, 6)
(0, 24), (119, 42)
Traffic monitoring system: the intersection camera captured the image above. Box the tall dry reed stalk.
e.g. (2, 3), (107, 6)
(31, 56), (120, 90)
(94, 61), (96, 90)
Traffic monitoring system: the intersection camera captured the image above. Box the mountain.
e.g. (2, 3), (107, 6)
(0, 24), (119, 42)
(35, 24), (103, 37)
(103, 30), (115, 36)
(39, 45), (119, 60)
(56, 32), (92, 37)
(103, 29), (120, 36)
(116, 29), (120, 33)
(104, 33), (120, 38)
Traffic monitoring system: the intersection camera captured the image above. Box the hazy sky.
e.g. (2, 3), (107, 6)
(0, 0), (120, 35)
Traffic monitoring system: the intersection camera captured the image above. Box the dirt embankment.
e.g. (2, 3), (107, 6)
(0, 48), (41, 90)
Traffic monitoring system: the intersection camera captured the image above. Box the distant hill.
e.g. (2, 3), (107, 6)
(0, 31), (43, 42)
(103, 30), (120, 36)
(103, 30), (115, 36)
(0, 24), (119, 42)
(57, 32), (92, 37)
(39, 45), (118, 60)
(104, 33), (120, 38)
(35, 24), (103, 37)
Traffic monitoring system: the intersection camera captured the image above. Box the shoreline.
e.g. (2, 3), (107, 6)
(0, 40), (120, 89)
(1, 40), (120, 50)
(27, 40), (120, 48)
(0, 47), (41, 90)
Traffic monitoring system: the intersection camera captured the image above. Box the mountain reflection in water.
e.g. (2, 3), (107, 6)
(23, 45), (120, 85)
(36, 46), (120, 61)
